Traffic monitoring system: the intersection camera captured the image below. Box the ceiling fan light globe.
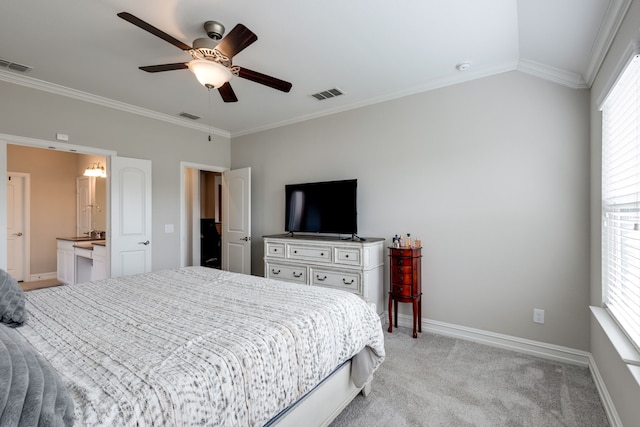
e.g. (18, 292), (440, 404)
(188, 59), (232, 89)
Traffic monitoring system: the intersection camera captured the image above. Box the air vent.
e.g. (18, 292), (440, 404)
(0, 58), (32, 73)
(179, 112), (201, 120)
(310, 88), (344, 101)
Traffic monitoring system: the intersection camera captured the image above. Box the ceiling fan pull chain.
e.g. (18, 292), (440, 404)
(208, 87), (212, 142)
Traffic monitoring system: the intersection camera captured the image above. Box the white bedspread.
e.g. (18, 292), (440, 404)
(16, 267), (385, 426)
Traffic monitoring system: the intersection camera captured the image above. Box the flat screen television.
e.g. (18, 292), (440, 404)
(285, 179), (357, 235)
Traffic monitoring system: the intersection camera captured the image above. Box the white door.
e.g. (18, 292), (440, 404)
(110, 156), (152, 277)
(6, 173), (27, 281)
(222, 167), (251, 274)
(76, 176), (93, 236)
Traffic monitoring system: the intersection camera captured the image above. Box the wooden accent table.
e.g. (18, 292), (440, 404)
(388, 246), (422, 338)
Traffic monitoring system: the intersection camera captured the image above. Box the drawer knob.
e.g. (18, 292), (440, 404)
(271, 269), (281, 275)
(294, 250), (297, 254)
(342, 278), (354, 285)
(293, 272), (303, 278)
(321, 253), (324, 256)
(316, 275), (327, 281)
(345, 254), (349, 258)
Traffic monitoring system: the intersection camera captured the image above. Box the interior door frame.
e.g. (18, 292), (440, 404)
(0, 133), (116, 271)
(179, 161), (227, 268)
(6, 172), (30, 281)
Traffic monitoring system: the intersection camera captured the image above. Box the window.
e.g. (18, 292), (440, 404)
(602, 53), (640, 352)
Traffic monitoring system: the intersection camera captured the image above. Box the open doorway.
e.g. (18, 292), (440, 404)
(6, 144), (107, 284)
(199, 170), (222, 269)
(182, 163), (226, 269)
(181, 163), (251, 274)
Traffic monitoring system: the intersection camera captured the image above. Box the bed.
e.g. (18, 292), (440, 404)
(1, 266), (385, 426)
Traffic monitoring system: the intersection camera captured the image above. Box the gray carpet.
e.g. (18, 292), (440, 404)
(331, 327), (609, 427)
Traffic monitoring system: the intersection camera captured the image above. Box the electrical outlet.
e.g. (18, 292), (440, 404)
(533, 308), (545, 324)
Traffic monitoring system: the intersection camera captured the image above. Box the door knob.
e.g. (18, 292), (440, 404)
(138, 240), (150, 245)
(240, 236), (251, 241)
(12, 232), (23, 237)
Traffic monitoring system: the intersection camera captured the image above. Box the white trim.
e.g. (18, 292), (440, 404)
(588, 352), (624, 427)
(583, 0), (633, 87)
(0, 133), (117, 156)
(0, 70), (230, 139)
(591, 306), (640, 366)
(232, 62), (518, 137)
(6, 172), (31, 281)
(517, 59), (588, 89)
(596, 42), (640, 110)
(179, 161), (228, 268)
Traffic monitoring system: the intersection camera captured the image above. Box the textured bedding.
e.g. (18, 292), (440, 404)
(16, 267), (385, 426)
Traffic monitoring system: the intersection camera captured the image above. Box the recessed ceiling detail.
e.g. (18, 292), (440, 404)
(311, 88), (344, 101)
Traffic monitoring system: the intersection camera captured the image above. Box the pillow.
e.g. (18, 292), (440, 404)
(0, 325), (75, 426)
(0, 269), (28, 327)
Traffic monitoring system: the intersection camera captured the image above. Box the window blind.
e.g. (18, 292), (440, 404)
(602, 53), (640, 352)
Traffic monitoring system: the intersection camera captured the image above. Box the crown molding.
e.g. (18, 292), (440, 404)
(232, 62), (518, 137)
(517, 59), (588, 89)
(0, 70), (230, 139)
(583, 0), (634, 87)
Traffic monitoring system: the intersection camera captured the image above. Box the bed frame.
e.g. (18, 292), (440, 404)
(271, 359), (371, 426)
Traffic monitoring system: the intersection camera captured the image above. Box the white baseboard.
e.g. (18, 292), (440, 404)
(28, 272), (57, 281)
(587, 353), (623, 427)
(389, 312), (590, 365)
(386, 313), (620, 427)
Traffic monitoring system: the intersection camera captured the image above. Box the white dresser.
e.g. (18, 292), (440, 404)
(263, 234), (385, 314)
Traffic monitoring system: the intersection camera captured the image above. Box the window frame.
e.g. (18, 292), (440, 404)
(601, 52), (640, 355)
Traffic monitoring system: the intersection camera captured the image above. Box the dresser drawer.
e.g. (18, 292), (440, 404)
(391, 284), (413, 298)
(311, 268), (361, 293)
(265, 242), (286, 258)
(334, 247), (361, 266)
(265, 263), (307, 284)
(288, 245), (331, 262)
(392, 257), (413, 267)
(390, 248), (420, 257)
(391, 271), (414, 285)
(391, 264), (414, 274)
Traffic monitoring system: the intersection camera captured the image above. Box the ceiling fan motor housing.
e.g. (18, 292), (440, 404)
(204, 21), (225, 40)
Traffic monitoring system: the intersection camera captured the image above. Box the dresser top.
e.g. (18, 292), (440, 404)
(264, 234), (384, 243)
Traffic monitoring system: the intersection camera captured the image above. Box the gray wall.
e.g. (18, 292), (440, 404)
(0, 81), (231, 271)
(232, 71), (591, 351)
(590, 1), (640, 425)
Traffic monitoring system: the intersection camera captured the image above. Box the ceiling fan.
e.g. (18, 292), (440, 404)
(117, 12), (292, 102)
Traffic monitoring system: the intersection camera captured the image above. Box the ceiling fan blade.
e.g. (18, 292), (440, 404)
(218, 82), (238, 102)
(216, 24), (257, 58)
(117, 12), (192, 51)
(139, 63), (188, 73)
(238, 67), (292, 93)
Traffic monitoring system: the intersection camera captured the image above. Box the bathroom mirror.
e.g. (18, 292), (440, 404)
(77, 176), (107, 237)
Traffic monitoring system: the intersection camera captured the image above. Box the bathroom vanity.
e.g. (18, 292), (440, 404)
(56, 237), (107, 285)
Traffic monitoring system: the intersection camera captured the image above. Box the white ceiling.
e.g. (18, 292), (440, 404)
(0, 0), (628, 137)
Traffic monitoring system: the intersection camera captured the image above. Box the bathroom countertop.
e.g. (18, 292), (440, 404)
(57, 236), (105, 242)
